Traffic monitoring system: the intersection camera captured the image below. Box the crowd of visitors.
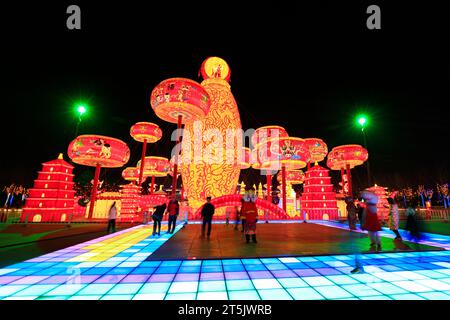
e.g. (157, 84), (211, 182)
(1, 184), (28, 209)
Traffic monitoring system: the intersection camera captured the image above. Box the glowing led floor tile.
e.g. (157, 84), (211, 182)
(228, 290), (260, 300)
(341, 284), (383, 297)
(302, 276), (334, 287)
(418, 291), (450, 300)
(198, 280), (226, 292)
(197, 291), (228, 300)
(11, 284), (58, 297)
(258, 288), (293, 300)
(314, 285), (354, 299)
(287, 287), (324, 300)
(165, 293), (197, 300)
(133, 293), (166, 300)
(390, 281), (434, 293)
(390, 293), (426, 300)
(168, 281), (199, 293)
(251, 278), (282, 289)
(366, 282), (408, 295)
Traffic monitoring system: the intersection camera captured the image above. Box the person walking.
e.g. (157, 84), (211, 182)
(241, 187), (258, 243)
(152, 202), (166, 236)
(345, 197), (357, 230)
(361, 190), (382, 252)
(234, 206), (240, 230)
(387, 196), (402, 240)
(166, 196), (179, 234)
(201, 196), (215, 238)
(356, 199), (365, 229)
(107, 202), (117, 234)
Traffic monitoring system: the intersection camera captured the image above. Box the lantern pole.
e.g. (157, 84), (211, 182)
(282, 165), (287, 213)
(346, 163), (353, 198)
(266, 174), (272, 201)
(151, 176), (155, 195)
(172, 114), (182, 196)
(88, 164), (101, 219)
(307, 161), (311, 171)
(340, 167), (346, 195)
(138, 139), (147, 185)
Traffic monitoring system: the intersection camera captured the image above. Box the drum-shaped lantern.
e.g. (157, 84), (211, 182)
(137, 156), (170, 178)
(304, 138), (328, 163)
(326, 144), (368, 170)
(122, 167), (140, 181)
(130, 122), (162, 143)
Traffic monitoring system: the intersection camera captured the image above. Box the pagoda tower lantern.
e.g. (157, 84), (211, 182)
(21, 153), (75, 222)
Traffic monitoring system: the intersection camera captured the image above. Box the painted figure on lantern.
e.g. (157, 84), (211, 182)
(180, 57), (241, 210)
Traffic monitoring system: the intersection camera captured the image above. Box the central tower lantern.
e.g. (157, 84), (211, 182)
(180, 57), (242, 210)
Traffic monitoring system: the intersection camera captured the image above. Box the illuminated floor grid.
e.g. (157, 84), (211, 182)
(1, 223), (450, 300)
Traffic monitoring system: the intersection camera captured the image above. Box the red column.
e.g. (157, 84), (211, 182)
(88, 164), (101, 219)
(266, 174), (272, 201)
(138, 139), (147, 185)
(282, 165), (287, 213)
(150, 176), (155, 195)
(340, 168), (346, 195)
(172, 115), (182, 196)
(346, 163), (353, 198)
(307, 161), (311, 171)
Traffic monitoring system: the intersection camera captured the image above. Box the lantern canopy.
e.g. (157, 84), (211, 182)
(326, 144), (368, 170)
(251, 125), (289, 148)
(130, 122), (162, 143)
(255, 137), (311, 170)
(68, 135), (130, 168)
(122, 167), (140, 181)
(277, 170), (305, 185)
(137, 156), (170, 178)
(150, 78), (211, 124)
(304, 138), (328, 163)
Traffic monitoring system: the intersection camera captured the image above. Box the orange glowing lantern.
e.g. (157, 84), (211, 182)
(255, 136), (310, 213)
(304, 138), (328, 169)
(251, 125), (289, 148)
(180, 57), (242, 210)
(151, 77), (211, 196)
(327, 144), (368, 197)
(277, 170), (305, 185)
(137, 156), (170, 194)
(122, 167), (140, 182)
(130, 122), (163, 185)
(68, 135), (130, 219)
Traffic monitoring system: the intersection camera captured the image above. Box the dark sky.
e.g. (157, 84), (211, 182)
(1, 1), (449, 191)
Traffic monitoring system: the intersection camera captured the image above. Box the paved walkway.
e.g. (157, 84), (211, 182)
(0, 222), (450, 300)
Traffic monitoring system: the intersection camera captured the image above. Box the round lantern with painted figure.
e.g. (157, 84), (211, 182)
(68, 135), (130, 219)
(122, 167), (140, 182)
(304, 138), (328, 169)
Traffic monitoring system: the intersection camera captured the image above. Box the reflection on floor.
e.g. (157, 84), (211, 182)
(0, 222), (449, 300)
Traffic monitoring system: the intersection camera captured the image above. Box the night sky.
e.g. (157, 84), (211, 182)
(1, 1), (449, 192)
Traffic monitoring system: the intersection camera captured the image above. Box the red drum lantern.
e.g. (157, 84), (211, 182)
(327, 144), (368, 197)
(68, 135), (130, 219)
(151, 78), (211, 196)
(251, 125), (289, 148)
(255, 136), (310, 213)
(137, 156), (170, 194)
(130, 122), (162, 185)
(304, 138), (328, 170)
(122, 167), (140, 182)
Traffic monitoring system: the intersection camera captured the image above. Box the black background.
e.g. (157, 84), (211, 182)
(1, 1), (449, 193)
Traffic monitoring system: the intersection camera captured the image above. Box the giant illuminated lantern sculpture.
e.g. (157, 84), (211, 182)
(130, 122), (162, 185)
(21, 154), (75, 222)
(327, 144), (368, 197)
(151, 78), (211, 197)
(179, 57), (242, 210)
(68, 135), (130, 219)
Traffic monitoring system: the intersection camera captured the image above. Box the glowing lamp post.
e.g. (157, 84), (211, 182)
(255, 137), (310, 213)
(137, 156), (170, 194)
(327, 144), (368, 197)
(356, 114), (372, 187)
(304, 138), (328, 170)
(150, 78), (211, 196)
(68, 135), (130, 219)
(74, 104), (87, 138)
(130, 122), (162, 186)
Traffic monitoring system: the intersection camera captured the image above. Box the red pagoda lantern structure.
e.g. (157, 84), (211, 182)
(327, 144), (368, 197)
(301, 162), (339, 220)
(150, 77), (211, 196)
(137, 156), (170, 194)
(255, 136), (310, 213)
(21, 153), (75, 223)
(120, 167), (141, 223)
(130, 122), (162, 185)
(68, 135), (130, 219)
